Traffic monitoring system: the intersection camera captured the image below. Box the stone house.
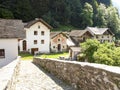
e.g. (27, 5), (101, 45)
(69, 30), (94, 46)
(68, 28), (114, 60)
(0, 19), (25, 67)
(86, 27), (114, 43)
(69, 47), (81, 60)
(68, 30), (93, 60)
(19, 18), (53, 54)
(50, 32), (68, 52)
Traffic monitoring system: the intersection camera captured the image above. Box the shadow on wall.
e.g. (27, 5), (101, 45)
(33, 58), (120, 90)
(32, 62), (75, 90)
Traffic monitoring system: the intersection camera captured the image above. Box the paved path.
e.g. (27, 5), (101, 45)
(15, 60), (74, 90)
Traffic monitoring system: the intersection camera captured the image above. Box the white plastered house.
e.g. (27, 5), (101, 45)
(19, 18), (53, 54)
(0, 19), (25, 67)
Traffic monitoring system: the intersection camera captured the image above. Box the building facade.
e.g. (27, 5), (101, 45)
(19, 18), (52, 54)
(50, 32), (68, 52)
(86, 27), (114, 43)
(0, 19), (25, 67)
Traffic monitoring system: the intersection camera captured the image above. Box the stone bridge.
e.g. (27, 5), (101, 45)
(0, 57), (120, 90)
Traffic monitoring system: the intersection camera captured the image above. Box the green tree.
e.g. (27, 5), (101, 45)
(93, 43), (115, 65)
(112, 47), (120, 66)
(81, 3), (93, 28)
(80, 39), (100, 62)
(107, 6), (120, 38)
(0, 8), (14, 18)
(13, 0), (35, 21)
(92, 0), (99, 26)
(96, 3), (108, 27)
(69, 0), (82, 27)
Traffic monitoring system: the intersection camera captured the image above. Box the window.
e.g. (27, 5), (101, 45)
(34, 40), (37, 44)
(0, 49), (5, 58)
(53, 46), (55, 48)
(63, 46), (64, 48)
(96, 36), (98, 38)
(107, 36), (109, 38)
(41, 31), (45, 35)
(34, 31), (38, 35)
(41, 40), (44, 44)
(58, 39), (60, 41)
(38, 25), (40, 29)
(102, 36), (104, 38)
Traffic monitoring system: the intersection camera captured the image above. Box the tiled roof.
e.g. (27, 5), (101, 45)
(24, 18), (53, 29)
(0, 19), (25, 39)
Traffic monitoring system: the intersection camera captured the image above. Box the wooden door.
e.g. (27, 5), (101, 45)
(57, 44), (61, 52)
(31, 48), (38, 55)
(23, 40), (27, 51)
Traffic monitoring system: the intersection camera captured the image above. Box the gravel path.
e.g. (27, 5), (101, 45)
(15, 60), (74, 90)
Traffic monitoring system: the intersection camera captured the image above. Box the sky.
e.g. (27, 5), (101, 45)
(111, 0), (120, 14)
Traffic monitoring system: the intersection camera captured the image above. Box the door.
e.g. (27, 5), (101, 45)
(31, 48), (38, 55)
(23, 40), (27, 51)
(57, 44), (61, 52)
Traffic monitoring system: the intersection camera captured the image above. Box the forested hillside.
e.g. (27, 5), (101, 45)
(0, 0), (120, 38)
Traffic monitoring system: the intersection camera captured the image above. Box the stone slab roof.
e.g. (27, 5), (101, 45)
(50, 32), (68, 39)
(69, 30), (87, 37)
(70, 47), (81, 52)
(24, 18), (53, 29)
(0, 19), (25, 39)
(86, 27), (114, 35)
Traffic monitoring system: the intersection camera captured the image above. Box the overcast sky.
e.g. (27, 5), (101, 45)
(111, 0), (120, 14)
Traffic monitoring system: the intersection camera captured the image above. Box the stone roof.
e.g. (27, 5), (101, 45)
(50, 32), (61, 39)
(86, 27), (114, 35)
(69, 30), (93, 46)
(0, 19), (25, 39)
(69, 30), (87, 37)
(50, 32), (68, 39)
(24, 18), (53, 29)
(69, 36), (80, 46)
(70, 47), (81, 52)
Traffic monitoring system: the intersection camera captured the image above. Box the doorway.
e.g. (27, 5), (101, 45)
(57, 44), (61, 52)
(23, 40), (27, 51)
(31, 48), (38, 55)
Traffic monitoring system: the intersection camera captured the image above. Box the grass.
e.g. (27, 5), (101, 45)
(19, 53), (33, 60)
(19, 52), (69, 60)
(39, 52), (69, 59)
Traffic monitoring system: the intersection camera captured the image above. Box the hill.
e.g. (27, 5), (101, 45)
(0, 0), (120, 38)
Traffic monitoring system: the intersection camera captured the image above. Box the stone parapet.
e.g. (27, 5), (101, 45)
(33, 58), (120, 90)
(0, 57), (20, 90)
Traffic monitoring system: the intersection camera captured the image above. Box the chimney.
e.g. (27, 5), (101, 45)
(35, 18), (39, 20)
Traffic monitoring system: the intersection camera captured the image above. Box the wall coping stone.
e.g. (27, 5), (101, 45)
(0, 56), (20, 90)
(34, 58), (120, 89)
(37, 58), (120, 74)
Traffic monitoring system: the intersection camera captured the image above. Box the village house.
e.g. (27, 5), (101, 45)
(50, 32), (68, 52)
(0, 19), (25, 67)
(69, 30), (94, 46)
(68, 27), (114, 60)
(68, 30), (93, 60)
(86, 27), (114, 43)
(19, 18), (53, 54)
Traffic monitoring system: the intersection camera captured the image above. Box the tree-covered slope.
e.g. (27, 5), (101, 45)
(1, 0), (120, 38)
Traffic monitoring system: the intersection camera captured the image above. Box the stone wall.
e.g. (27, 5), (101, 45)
(33, 58), (120, 90)
(0, 57), (20, 90)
